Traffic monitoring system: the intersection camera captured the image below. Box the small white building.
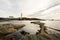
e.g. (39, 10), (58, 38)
(9, 16), (14, 18)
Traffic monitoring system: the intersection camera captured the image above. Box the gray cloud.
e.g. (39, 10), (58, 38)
(29, 0), (60, 19)
(0, 0), (60, 18)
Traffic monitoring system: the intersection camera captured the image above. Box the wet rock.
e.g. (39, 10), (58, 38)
(4, 30), (29, 40)
(20, 30), (29, 35)
(31, 21), (45, 26)
(31, 21), (48, 35)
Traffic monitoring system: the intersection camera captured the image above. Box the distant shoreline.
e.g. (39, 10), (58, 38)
(0, 17), (45, 22)
(0, 17), (60, 22)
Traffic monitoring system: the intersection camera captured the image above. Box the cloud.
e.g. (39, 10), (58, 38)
(0, 0), (19, 17)
(0, 0), (60, 18)
(29, 5), (60, 19)
(40, 5), (60, 19)
(28, 0), (60, 19)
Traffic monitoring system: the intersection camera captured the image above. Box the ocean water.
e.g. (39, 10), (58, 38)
(40, 21), (60, 34)
(0, 20), (60, 34)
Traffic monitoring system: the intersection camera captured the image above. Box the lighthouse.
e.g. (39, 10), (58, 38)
(21, 13), (22, 20)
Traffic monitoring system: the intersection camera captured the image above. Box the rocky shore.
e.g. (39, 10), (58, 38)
(0, 21), (60, 40)
(31, 21), (47, 34)
(0, 23), (25, 40)
(0, 23), (25, 34)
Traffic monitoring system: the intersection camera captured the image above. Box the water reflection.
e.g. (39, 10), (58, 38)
(0, 20), (40, 34)
(0, 20), (60, 34)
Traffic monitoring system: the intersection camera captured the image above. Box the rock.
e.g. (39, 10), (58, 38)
(13, 24), (25, 29)
(0, 24), (25, 34)
(31, 21), (45, 28)
(4, 30), (29, 40)
(31, 21), (48, 35)
(31, 21), (45, 26)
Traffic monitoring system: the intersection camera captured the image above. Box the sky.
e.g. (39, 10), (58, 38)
(0, 0), (60, 19)
(28, 0), (60, 19)
(29, 5), (60, 19)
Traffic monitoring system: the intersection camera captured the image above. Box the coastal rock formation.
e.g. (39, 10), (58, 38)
(4, 30), (29, 40)
(31, 21), (47, 35)
(12, 24), (25, 29)
(0, 23), (25, 40)
(0, 24), (25, 34)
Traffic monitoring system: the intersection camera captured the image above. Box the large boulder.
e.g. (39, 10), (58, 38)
(0, 24), (25, 34)
(13, 24), (25, 29)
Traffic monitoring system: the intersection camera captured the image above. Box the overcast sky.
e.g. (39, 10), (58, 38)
(0, 0), (60, 19)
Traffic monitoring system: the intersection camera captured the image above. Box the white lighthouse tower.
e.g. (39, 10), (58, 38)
(21, 13), (22, 20)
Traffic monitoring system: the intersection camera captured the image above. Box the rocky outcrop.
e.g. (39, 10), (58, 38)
(0, 23), (25, 40)
(31, 21), (45, 27)
(0, 24), (25, 34)
(31, 21), (47, 35)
